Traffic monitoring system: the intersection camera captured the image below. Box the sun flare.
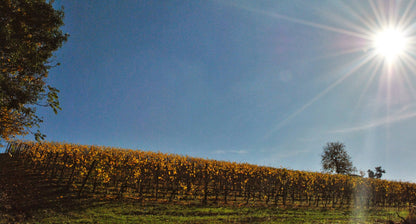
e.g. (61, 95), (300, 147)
(373, 28), (407, 62)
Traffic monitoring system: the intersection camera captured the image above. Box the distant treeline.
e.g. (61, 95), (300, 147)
(6, 141), (416, 208)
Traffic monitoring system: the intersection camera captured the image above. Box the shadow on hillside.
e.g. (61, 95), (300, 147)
(0, 153), (103, 222)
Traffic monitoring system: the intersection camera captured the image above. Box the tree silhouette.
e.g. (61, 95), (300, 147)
(368, 166), (385, 179)
(321, 142), (354, 174)
(0, 0), (68, 142)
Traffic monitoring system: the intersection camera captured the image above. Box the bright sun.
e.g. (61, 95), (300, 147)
(373, 28), (407, 62)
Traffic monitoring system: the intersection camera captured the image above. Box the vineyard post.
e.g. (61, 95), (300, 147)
(23, 143), (34, 167)
(223, 169), (228, 204)
(135, 174), (144, 200)
(202, 163), (209, 205)
(49, 152), (60, 179)
(29, 144), (40, 169)
(117, 155), (132, 198)
(78, 160), (97, 197)
(213, 168), (220, 203)
(66, 158), (77, 190)
(13, 142), (20, 158)
(43, 151), (54, 174)
(34, 148), (45, 171)
(154, 163), (160, 200)
(273, 175), (281, 206)
(10, 142), (22, 159)
(244, 179), (250, 205)
(57, 153), (69, 184)
(5, 142), (12, 155)
(282, 184), (287, 206)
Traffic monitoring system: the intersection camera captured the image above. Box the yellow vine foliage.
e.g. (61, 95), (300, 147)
(6, 140), (416, 207)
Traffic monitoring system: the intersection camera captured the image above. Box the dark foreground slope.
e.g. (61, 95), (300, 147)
(0, 153), (108, 223)
(0, 153), (73, 222)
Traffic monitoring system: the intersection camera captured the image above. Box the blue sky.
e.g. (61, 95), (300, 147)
(24, 1), (416, 182)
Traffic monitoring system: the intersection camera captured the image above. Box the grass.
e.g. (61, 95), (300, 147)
(8, 199), (406, 223)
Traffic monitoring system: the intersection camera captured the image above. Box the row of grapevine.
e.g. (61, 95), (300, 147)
(5, 140), (416, 207)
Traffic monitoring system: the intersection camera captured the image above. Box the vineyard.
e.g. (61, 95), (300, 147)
(5, 141), (416, 208)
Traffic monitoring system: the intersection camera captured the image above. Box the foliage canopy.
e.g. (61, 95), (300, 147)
(0, 0), (68, 141)
(368, 166), (386, 179)
(321, 142), (355, 175)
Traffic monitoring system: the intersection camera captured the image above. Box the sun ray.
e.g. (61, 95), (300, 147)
(330, 1), (378, 36)
(369, 0), (386, 28)
(321, 10), (370, 36)
(296, 46), (371, 67)
(264, 53), (375, 138)
(400, 56), (416, 99)
(231, 3), (369, 39)
(397, 1), (415, 28)
(353, 58), (383, 114)
(323, 47), (370, 58)
(331, 110), (416, 133)
(225, 1), (416, 139)
(388, 0), (397, 26)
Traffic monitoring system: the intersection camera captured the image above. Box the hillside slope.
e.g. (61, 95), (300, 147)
(0, 145), (411, 223)
(6, 141), (416, 209)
